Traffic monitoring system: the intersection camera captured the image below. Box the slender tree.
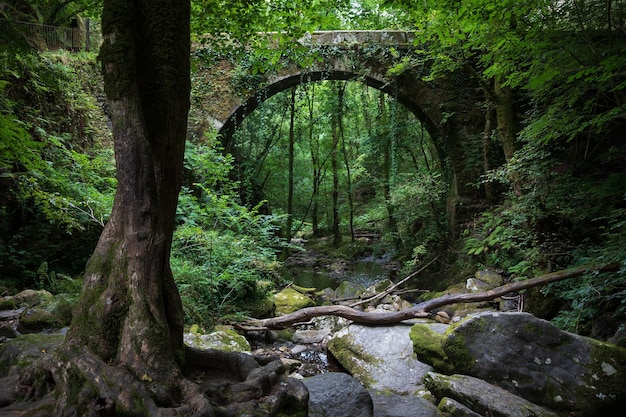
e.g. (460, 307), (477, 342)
(337, 82), (356, 241)
(331, 83), (341, 246)
(285, 86), (296, 241)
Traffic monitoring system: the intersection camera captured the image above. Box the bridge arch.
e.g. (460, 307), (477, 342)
(191, 31), (484, 205)
(219, 70), (438, 149)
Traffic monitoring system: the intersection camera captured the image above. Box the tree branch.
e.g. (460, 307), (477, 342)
(239, 263), (619, 330)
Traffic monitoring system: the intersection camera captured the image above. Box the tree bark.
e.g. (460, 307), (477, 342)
(65, 0), (191, 379)
(331, 84), (341, 247)
(241, 264), (619, 330)
(338, 83), (355, 242)
(3, 1), (308, 416)
(286, 86), (296, 242)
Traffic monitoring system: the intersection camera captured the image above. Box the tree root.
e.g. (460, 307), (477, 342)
(1, 344), (308, 416)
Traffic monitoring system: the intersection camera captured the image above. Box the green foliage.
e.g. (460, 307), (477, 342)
(1, 0), (102, 25)
(0, 47), (114, 287)
(462, 206), (538, 276)
(172, 139), (288, 329)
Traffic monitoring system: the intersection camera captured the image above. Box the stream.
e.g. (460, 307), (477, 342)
(255, 253), (398, 376)
(284, 255), (395, 290)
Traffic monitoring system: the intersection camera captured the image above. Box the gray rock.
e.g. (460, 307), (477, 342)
(369, 390), (440, 417)
(328, 324), (433, 394)
(334, 281), (366, 301)
(474, 268), (504, 287)
(0, 333), (64, 377)
(425, 372), (558, 417)
(443, 311), (626, 416)
(436, 397), (481, 417)
(293, 329), (330, 344)
(303, 372), (373, 417)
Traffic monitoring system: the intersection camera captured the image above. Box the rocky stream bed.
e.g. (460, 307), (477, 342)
(2, 270), (626, 417)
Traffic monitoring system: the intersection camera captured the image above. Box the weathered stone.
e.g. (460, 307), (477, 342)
(0, 326), (18, 339)
(369, 390), (439, 417)
(0, 375), (19, 407)
(0, 333), (64, 377)
(303, 372), (373, 417)
(465, 278), (492, 292)
(437, 397), (483, 417)
(443, 312), (626, 416)
(12, 289), (52, 304)
(424, 372), (558, 417)
(272, 288), (315, 315)
(474, 268), (504, 287)
(328, 324), (433, 394)
(183, 327), (251, 352)
(317, 287), (336, 305)
(293, 329), (330, 344)
(410, 321), (454, 374)
(334, 281), (365, 302)
(18, 307), (59, 333)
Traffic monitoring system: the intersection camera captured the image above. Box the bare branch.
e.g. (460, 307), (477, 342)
(239, 263), (619, 330)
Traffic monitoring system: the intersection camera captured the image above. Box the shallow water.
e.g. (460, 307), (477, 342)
(286, 258), (391, 290)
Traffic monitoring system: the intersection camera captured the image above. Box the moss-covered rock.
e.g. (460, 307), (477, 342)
(442, 312), (626, 416)
(327, 334), (377, 387)
(473, 268), (503, 287)
(183, 326), (251, 352)
(245, 297), (276, 318)
(425, 372), (558, 417)
(16, 294), (76, 334)
(437, 397), (482, 417)
(13, 289), (53, 305)
(272, 288), (314, 315)
(410, 322), (454, 374)
(333, 281), (365, 301)
(0, 332), (65, 377)
(0, 297), (17, 311)
(328, 324), (433, 394)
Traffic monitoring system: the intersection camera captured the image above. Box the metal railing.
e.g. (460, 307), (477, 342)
(0, 18), (100, 52)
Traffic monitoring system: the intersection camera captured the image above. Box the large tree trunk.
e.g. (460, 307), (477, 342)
(64, 0), (190, 383)
(2, 1), (308, 415)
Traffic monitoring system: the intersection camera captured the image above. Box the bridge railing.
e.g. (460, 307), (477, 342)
(300, 30), (415, 46)
(0, 18), (101, 52)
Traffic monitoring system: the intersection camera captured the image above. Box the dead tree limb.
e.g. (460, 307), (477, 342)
(348, 256), (439, 308)
(240, 263), (619, 330)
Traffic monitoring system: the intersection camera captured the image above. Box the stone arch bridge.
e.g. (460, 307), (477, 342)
(190, 30), (484, 206)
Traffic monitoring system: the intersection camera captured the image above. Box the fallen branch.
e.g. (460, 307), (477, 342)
(348, 256), (439, 308)
(239, 263), (619, 330)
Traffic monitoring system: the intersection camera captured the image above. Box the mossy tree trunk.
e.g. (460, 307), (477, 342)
(64, 0), (190, 380)
(3, 1), (308, 415)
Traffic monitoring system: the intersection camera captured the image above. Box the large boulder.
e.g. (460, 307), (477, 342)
(303, 372), (373, 417)
(327, 323), (433, 394)
(424, 372), (558, 417)
(333, 281), (366, 302)
(442, 312), (626, 416)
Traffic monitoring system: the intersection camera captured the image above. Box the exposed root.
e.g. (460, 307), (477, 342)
(1, 344), (308, 417)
